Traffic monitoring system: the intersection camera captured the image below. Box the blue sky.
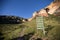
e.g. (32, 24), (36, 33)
(0, 0), (54, 18)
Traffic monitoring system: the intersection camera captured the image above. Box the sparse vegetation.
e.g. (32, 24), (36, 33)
(0, 15), (60, 40)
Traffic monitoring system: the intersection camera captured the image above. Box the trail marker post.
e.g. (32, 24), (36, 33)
(36, 16), (45, 35)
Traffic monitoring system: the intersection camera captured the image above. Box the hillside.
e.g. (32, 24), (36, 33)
(0, 15), (60, 40)
(0, 15), (25, 24)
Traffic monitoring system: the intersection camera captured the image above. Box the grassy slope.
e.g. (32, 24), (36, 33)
(0, 15), (60, 40)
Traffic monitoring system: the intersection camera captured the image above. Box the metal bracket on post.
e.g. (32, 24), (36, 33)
(36, 16), (45, 35)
